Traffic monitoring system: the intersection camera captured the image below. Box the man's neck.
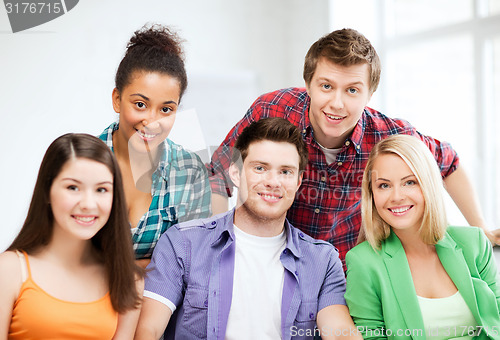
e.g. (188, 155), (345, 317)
(233, 207), (286, 237)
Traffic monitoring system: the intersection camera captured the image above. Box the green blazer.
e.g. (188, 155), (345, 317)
(345, 227), (500, 340)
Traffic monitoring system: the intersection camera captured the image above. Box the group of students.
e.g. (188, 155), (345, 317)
(0, 23), (499, 340)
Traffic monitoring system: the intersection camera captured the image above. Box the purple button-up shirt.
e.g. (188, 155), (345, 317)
(144, 209), (346, 340)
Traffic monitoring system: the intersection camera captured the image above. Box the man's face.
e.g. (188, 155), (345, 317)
(306, 57), (372, 149)
(230, 140), (302, 224)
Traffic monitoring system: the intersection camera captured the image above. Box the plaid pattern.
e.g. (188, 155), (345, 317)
(99, 122), (211, 259)
(209, 87), (459, 267)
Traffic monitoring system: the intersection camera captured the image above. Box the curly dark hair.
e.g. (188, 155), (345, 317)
(115, 23), (188, 100)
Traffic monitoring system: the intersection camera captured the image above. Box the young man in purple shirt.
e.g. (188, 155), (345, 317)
(135, 118), (361, 340)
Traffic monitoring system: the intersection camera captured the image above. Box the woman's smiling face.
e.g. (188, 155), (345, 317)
(371, 153), (425, 236)
(112, 71), (181, 153)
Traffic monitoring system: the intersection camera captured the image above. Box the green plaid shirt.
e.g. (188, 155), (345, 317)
(99, 122), (212, 259)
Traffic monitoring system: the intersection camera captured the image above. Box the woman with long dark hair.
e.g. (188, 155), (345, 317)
(0, 133), (143, 339)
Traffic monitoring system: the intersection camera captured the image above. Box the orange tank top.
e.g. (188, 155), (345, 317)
(9, 251), (118, 340)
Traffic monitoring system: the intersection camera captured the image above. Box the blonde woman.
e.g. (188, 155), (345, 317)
(345, 134), (500, 339)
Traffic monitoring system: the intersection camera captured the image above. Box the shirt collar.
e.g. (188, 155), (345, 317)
(210, 209), (302, 258)
(348, 109), (367, 154)
(384, 228), (453, 257)
(99, 121), (118, 152)
(303, 102), (369, 155)
(283, 219), (302, 258)
(435, 230), (458, 250)
(101, 121), (171, 171)
(210, 209), (236, 247)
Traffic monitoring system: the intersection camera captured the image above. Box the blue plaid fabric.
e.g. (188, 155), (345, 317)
(99, 122), (212, 259)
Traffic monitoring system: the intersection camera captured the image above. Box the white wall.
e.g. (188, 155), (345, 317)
(0, 0), (329, 251)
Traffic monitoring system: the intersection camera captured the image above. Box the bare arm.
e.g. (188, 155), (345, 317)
(112, 277), (144, 340)
(211, 193), (229, 216)
(316, 305), (362, 339)
(444, 166), (500, 244)
(0, 251), (22, 340)
(134, 297), (172, 340)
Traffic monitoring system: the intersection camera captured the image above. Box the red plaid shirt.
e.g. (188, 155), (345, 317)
(209, 87), (459, 267)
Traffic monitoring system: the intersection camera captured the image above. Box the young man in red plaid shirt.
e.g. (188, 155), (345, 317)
(209, 28), (498, 266)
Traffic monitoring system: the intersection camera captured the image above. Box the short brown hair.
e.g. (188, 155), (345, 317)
(303, 28), (381, 93)
(232, 117), (308, 172)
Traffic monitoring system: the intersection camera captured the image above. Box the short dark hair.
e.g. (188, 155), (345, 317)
(303, 28), (381, 93)
(8, 133), (141, 313)
(232, 117), (308, 171)
(115, 23), (188, 100)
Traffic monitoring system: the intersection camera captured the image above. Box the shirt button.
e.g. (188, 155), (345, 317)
(314, 208), (320, 214)
(345, 141), (350, 146)
(337, 162), (343, 166)
(283, 249), (288, 254)
(299, 232), (304, 238)
(302, 129), (306, 134)
(213, 328), (216, 333)
(356, 144), (360, 149)
(294, 270), (299, 276)
(309, 312), (314, 319)
(211, 221), (217, 226)
(213, 291), (216, 296)
(321, 176), (326, 182)
(204, 300), (208, 307)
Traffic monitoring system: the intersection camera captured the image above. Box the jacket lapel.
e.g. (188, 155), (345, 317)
(435, 234), (481, 323)
(383, 232), (426, 339)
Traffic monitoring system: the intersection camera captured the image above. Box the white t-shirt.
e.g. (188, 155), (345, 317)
(225, 225), (287, 340)
(316, 141), (342, 165)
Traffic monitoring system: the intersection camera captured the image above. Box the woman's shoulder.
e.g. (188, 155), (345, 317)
(446, 225), (482, 235)
(0, 251), (23, 296)
(345, 241), (387, 287)
(346, 241), (383, 266)
(348, 240), (378, 255)
(165, 139), (206, 169)
(0, 250), (21, 269)
(97, 122), (118, 148)
(445, 226), (485, 247)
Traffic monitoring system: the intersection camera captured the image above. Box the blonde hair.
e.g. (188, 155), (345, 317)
(359, 135), (447, 250)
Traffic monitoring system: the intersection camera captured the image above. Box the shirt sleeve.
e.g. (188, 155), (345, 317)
(391, 118), (460, 178)
(208, 96), (266, 197)
(475, 228), (500, 313)
(317, 246), (347, 311)
(415, 131), (459, 178)
(144, 227), (187, 308)
(344, 249), (388, 340)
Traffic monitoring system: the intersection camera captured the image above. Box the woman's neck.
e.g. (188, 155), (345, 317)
(39, 236), (98, 268)
(393, 227), (434, 256)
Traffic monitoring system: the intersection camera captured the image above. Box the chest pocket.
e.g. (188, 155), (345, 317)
(182, 287), (209, 338)
(293, 301), (318, 337)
